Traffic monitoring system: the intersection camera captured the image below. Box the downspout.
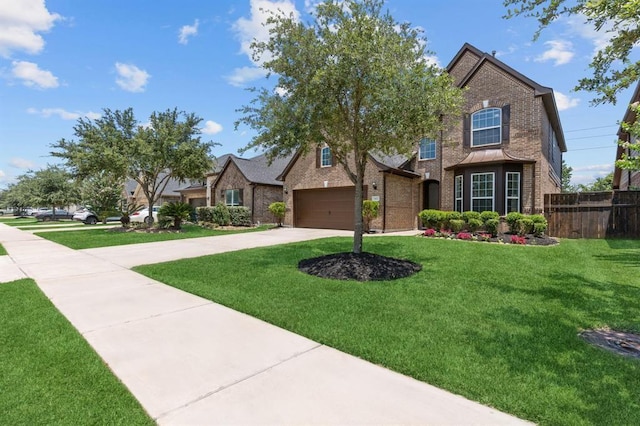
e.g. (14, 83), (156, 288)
(382, 172), (387, 233)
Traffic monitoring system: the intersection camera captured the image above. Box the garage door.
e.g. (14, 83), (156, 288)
(294, 187), (356, 230)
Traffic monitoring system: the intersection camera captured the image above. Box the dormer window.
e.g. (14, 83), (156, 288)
(472, 108), (501, 147)
(419, 138), (436, 160)
(320, 146), (332, 167)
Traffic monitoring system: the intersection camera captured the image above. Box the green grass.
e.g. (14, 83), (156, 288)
(0, 279), (153, 425)
(135, 237), (640, 425)
(0, 244), (6, 255)
(36, 224), (273, 249)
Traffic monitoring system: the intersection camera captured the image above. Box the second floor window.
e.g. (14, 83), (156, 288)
(419, 138), (436, 160)
(472, 108), (501, 147)
(320, 146), (332, 167)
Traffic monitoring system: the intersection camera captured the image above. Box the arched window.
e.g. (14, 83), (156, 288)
(320, 146), (332, 167)
(471, 108), (501, 147)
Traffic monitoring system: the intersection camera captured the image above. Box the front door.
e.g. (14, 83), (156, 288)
(422, 180), (440, 210)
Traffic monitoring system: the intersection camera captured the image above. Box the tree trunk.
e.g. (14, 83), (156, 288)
(352, 172), (364, 254)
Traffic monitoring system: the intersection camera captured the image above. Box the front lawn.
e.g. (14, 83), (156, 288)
(0, 244), (6, 255)
(36, 224), (272, 249)
(0, 279), (152, 425)
(135, 236), (640, 425)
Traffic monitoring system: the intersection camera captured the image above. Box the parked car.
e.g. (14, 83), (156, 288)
(129, 206), (160, 224)
(73, 208), (121, 225)
(33, 207), (49, 216)
(34, 209), (74, 221)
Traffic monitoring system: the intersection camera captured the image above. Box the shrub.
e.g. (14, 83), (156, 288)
(480, 211), (500, 224)
(159, 201), (194, 229)
(423, 228), (436, 237)
(268, 202), (286, 226)
(362, 200), (380, 232)
(228, 206), (252, 226)
(510, 235), (527, 245)
(467, 218), (483, 232)
(505, 212), (524, 233)
(211, 202), (231, 226)
(449, 219), (466, 233)
(196, 206), (214, 223)
(530, 214), (548, 236)
(485, 218), (499, 237)
(418, 209), (446, 229)
(462, 211), (481, 222)
(517, 217), (534, 236)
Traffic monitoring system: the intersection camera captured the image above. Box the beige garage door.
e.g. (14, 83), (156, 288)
(294, 187), (356, 230)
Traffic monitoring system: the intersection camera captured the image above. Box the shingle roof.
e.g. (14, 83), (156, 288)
(226, 152), (295, 186)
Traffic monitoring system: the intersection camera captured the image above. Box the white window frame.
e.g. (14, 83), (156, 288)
(320, 146), (332, 167)
(419, 138), (436, 160)
(471, 172), (495, 212)
(225, 189), (240, 206)
(505, 172), (520, 213)
(454, 175), (463, 212)
(471, 108), (502, 147)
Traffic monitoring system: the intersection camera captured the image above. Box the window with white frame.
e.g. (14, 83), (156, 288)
(506, 172), (520, 213)
(320, 146), (332, 167)
(472, 108), (501, 147)
(454, 175), (463, 212)
(225, 189), (241, 206)
(419, 138), (436, 160)
(471, 172), (494, 212)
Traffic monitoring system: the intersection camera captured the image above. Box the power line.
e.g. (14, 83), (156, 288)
(566, 134), (617, 141)
(569, 145), (615, 151)
(564, 124), (618, 133)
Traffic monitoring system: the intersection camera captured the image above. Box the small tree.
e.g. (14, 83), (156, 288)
(236, 0), (463, 254)
(268, 202), (286, 226)
(362, 200), (379, 233)
(159, 201), (193, 229)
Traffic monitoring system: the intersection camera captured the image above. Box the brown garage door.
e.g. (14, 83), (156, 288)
(294, 187), (356, 230)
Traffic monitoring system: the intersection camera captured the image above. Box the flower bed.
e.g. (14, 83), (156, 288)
(421, 228), (558, 246)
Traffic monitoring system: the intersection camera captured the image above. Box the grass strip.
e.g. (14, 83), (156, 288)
(0, 279), (153, 425)
(135, 236), (640, 425)
(36, 224), (272, 249)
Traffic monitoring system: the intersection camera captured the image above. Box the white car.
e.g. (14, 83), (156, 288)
(72, 208), (99, 225)
(129, 206), (161, 224)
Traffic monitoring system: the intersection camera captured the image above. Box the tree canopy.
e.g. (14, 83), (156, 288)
(52, 108), (215, 222)
(504, 0), (640, 105)
(236, 0), (463, 253)
(3, 165), (78, 213)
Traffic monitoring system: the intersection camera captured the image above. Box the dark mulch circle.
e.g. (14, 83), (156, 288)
(579, 328), (640, 360)
(298, 252), (422, 282)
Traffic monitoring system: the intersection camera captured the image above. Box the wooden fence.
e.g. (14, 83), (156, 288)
(544, 191), (640, 238)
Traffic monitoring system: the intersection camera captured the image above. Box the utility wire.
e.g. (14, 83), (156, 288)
(564, 124), (618, 133)
(566, 134), (617, 141)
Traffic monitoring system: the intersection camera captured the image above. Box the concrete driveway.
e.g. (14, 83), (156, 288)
(0, 224), (531, 425)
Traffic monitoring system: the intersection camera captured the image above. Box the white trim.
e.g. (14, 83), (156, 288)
(471, 108), (502, 147)
(225, 189), (240, 206)
(471, 172), (495, 212)
(505, 172), (520, 213)
(320, 146), (332, 167)
(454, 175), (463, 212)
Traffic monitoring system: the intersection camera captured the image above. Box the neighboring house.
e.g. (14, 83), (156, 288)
(278, 43), (566, 231)
(177, 179), (208, 208)
(123, 173), (183, 207)
(613, 82), (640, 190)
(211, 153), (293, 224)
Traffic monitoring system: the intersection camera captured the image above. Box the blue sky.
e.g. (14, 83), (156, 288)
(0, 0), (636, 189)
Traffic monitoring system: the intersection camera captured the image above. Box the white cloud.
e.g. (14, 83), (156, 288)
(178, 19), (199, 45)
(115, 62), (150, 92)
(27, 107), (100, 120)
(535, 40), (574, 66)
(554, 91), (580, 111)
(422, 54), (441, 68)
(11, 60), (58, 88)
(571, 163), (614, 185)
(230, 0), (299, 86)
(0, 0), (61, 57)
(201, 120), (223, 135)
(566, 14), (613, 55)
(10, 157), (35, 169)
(226, 65), (268, 87)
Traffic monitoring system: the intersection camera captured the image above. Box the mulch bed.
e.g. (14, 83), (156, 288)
(423, 231), (559, 246)
(580, 328), (640, 360)
(298, 252), (422, 281)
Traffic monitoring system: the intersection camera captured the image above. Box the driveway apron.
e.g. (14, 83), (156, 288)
(0, 224), (531, 425)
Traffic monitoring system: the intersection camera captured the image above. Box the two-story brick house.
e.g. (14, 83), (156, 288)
(613, 81), (640, 190)
(278, 43), (566, 231)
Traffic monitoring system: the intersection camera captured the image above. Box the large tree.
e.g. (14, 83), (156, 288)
(503, 0), (639, 105)
(4, 166), (78, 215)
(236, 0), (463, 253)
(52, 108), (215, 223)
(578, 171), (614, 191)
(615, 102), (640, 171)
(561, 159), (576, 192)
(77, 171), (125, 223)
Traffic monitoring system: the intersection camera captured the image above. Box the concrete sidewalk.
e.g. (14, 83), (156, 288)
(0, 224), (531, 425)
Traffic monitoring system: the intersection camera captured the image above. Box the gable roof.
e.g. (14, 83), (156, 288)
(217, 152), (295, 186)
(448, 43), (567, 152)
